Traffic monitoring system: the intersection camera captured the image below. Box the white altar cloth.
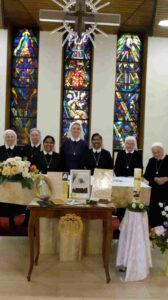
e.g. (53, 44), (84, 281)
(116, 209), (152, 281)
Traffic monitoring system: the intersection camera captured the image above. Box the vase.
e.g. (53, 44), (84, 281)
(165, 249), (168, 277)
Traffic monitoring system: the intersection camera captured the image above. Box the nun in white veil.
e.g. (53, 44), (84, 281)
(114, 136), (143, 177)
(60, 121), (88, 172)
(114, 136), (143, 222)
(144, 142), (168, 227)
(0, 129), (22, 161)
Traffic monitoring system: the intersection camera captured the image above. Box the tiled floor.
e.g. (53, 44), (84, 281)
(0, 237), (167, 299)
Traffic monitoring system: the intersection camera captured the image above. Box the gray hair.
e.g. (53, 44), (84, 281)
(68, 121), (84, 140)
(124, 136), (138, 151)
(3, 129), (17, 146)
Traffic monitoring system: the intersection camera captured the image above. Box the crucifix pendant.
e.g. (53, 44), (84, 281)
(156, 171), (158, 175)
(73, 152), (76, 156)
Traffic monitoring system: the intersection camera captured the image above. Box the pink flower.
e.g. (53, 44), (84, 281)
(155, 226), (166, 236)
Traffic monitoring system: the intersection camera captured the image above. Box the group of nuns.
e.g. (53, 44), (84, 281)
(0, 120), (168, 229)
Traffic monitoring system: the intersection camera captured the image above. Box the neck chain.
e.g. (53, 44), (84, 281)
(155, 159), (163, 175)
(93, 151), (101, 167)
(125, 152), (132, 169)
(71, 141), (80, 156)
(6, 148), (13, 158)
(44, 153), (53, 169)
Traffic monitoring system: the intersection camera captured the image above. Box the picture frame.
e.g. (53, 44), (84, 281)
(91, 169), (113, 201)
(69, 169), (91, 199)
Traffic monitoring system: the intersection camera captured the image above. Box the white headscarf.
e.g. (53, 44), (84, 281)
(30, 128), (41, 146)
(3, 129), (17, 147)
(124, 136), (138, 151)
(151, 142), (165, 157)
(68, 121), (84, 140)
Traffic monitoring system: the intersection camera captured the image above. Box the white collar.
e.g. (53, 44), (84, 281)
(93, 148), (102, 153)
(43, 150), (53, 155)
(5, 144), (15, 150)
(156, 154), (166, 161)
(31, 142), (41, 148)
(71, 137), (80, 142)
(125, 149), (135, 154)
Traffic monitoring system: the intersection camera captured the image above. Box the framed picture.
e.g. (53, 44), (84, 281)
(69, 169), (91, 199)
(91, 169), (113, 201)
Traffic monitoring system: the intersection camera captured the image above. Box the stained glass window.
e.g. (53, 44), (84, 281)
(114, 34), (142, 148)
(62, 35), (92, 141)
(10, 29), (39, 144)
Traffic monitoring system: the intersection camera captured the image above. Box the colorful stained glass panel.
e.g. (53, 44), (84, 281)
(63, 90), (89, 119)
(114, 121), (138, 149)
(117, 34), (142, 62)
(65, 35), (91, 60)
(114, 92), (139, 121)
(11, 87), (37, 117)
(114, 33), (142, 148)
(64, 66), (90, 89)
(11, 28), (39, 144)
(13, 57), (38, 69)
(10, 117), (37, 144)
(12, 68), (38, 87)
(13, 29), (38, 57)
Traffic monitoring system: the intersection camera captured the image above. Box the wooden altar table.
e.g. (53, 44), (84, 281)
(27, 205), (114, 283)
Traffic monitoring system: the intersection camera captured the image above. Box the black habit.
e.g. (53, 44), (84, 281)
(60, 138), (88, 172)
(144, 155), (168, 227)
(0, 145), (26, 229)
(0, 145), (23, 161)
(114, 150), (143, 177)
(84, 149), (113, 175)
(23, 144), (41, 164)
(114, 150), (143, 222)
(34, 151), (61, 174)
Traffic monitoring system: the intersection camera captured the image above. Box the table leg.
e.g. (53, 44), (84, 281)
(27, 214), (35, 282)
(103, 216), (113, 283)
(35, 218), (40, 266)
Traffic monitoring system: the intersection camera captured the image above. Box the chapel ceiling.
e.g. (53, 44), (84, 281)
(1, 0), (168, 37)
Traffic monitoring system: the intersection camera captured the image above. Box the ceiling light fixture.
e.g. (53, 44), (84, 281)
(39, 0), (120, 47)
(158, 20), (168, 27)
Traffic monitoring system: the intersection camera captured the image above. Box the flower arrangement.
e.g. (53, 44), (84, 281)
(150, 202), (168, 254)
(127, 201), (149, 212)
(0, 156), (39, 189)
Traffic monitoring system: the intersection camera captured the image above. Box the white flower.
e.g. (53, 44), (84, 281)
(159, 202), (163, 208)
(165, 206), (168, 212)
(14, 156), (22, 161)
(139, 204), (144, 209)
(162, 211), (166, 216)
(22, 171), (31, 178)
(132, 203), (136, 208)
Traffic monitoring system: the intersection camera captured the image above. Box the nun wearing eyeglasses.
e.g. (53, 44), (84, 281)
(0, 129), (22, 161)
(84, 133), (113, 175)
(144, 143), (168, 227)
(23, 128), (41, 164)
(114, 136), (143, 177)
(60, 121), (88, 172)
